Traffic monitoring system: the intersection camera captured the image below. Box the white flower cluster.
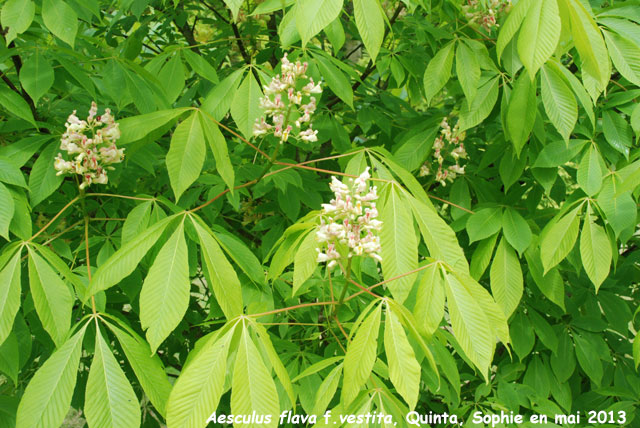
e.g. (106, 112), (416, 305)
(54, 102), (124, 189)
(461, 0), (511, 31)
(253, 53), (322, 144)
(316, 168), (382, 269)
(419, 117), (467, 186)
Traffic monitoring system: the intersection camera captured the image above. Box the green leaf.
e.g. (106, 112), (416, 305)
(603, 29), (640, 87)
(230, 71), (263, 139)
(562, 0), (609, 93)
(496, 0), (533, 61)
(0, 157), (27, 188)
(490, 238), (523, 318)
(423, 42), (455, 105)
(517, 0), (560, 78)
(231, 325), (280, 428)
(183, 50), (219, 83)
(380, 186), (418, 303)
(85, 330), (141, 428)
(296, 0), (343, 46)
(573, 332), (603, 385)
(313, 53), (353, 108)
(312, 364), (343, 416)
(166, 327), (234, 428)
(470, 234), (498, 280)
(540, 205), (582, 273)
(140, 221), (190, 353)
(466, 207), (502, 243)
(533, 139), (588, 168)
(384, 305), (421, 409)
(510, 311), (534, 360)
(0, 86), (36, 127)
(89, 214), (177, 296)
(551, 331), (575, 382)
(1, 0), (35, 43)
(118, 108), (188, 145)
(166, 112), (206, 201)
(525, 245), (565, 311)
(121, 201), (152, 246)
(41, 0), (78, 47)
(580, 205), (611, 291)
(507, 72), (537, 156)
(0, 183), (14, 240)
(0, 332), (19, 385)
(342, 304), (381, 407)
(251, 322), (296, 407)
(159, 52), (186, 104)
(107, 323), (172, 417)
(444, 272), (506, 380)
(27, 248), (73, 346)
(19, 51), (54, 105)
(577, 144), (603, 196)
(199, 111), (235, 191)
(528, 309), (558, 354)
(28, 142), (64, 207)
(633, 333), (640, 370)
(458, 74), (500, 132)
(353, 0), (384, 62)
(16, 324), (86, 428)
(456, 40), (480, 103)
(293, 230), (318, 296)
(0, 250), (21, 346)
(502, 208), (532, 254)
(540, 62), (577, 141)
(414, 263), (445, 335)
(201, 68), (244, 120)
(192, 217), (243, 319)
(602, 110), (632, 158)
(597, 176), (637, 237)
(223, 0), (244, 21)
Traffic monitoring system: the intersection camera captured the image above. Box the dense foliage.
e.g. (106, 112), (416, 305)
(0, 0), (639, 426)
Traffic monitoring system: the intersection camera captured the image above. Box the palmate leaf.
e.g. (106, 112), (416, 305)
(423, 42), (455, 105)
(89, 214), (178, 296)
(496, 0), (533, 61)
(490, 238), (523, 319)
(292, 230), (319, 296)
(413, 263), (445, 335)
(41, 0), (77, 47)
(456, 40), (480, 103)
(16, 324), (87, 428)
(384, 304), (420, 410)
(312, 363), (343, 416)
(117, 108), (188, 145)
(1, 0), (35, 44)
(517, 0), (560, 79)
(353, 0), (384, 62)
(506, 72), (537, 156)
(296, 0), (343, 46)
(166, 111), (206, 201)
(502, 208), (532, 254)
(603, 29), (640, 87)
(444, 271), (510, 380)
(106, 320), (172, 417)
(84, 329), (141, 428)
(380, 186), (418, 303)
(0, 249), (21, 346)
(192, 216), (243, 319)
(27, 247), (73, 346)
(230, 71), (263, 139)
(576, 144), (603, 196)
(540, 62), (578, 141)
(166, 325), (235, 428)
(140, 220), (191, 353)
(579, 205), (612, 291)
(231, 325), (280, 428)
(540, 204), (582, 273)
(458, 74), (500, 132)
(199, 111), (235, 191)
(342, 304), (381, 407)
(0, 183), (14, 240)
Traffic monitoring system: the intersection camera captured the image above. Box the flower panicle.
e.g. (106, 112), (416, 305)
(419, 116), (468, 186)
(253, 53), (322, 144)
(54, 102), (124, 189)
(316, 167), (382, 269)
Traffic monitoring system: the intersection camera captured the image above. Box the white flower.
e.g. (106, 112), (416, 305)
(316, 168), (382, 268)
(54, 102), (124, 189)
